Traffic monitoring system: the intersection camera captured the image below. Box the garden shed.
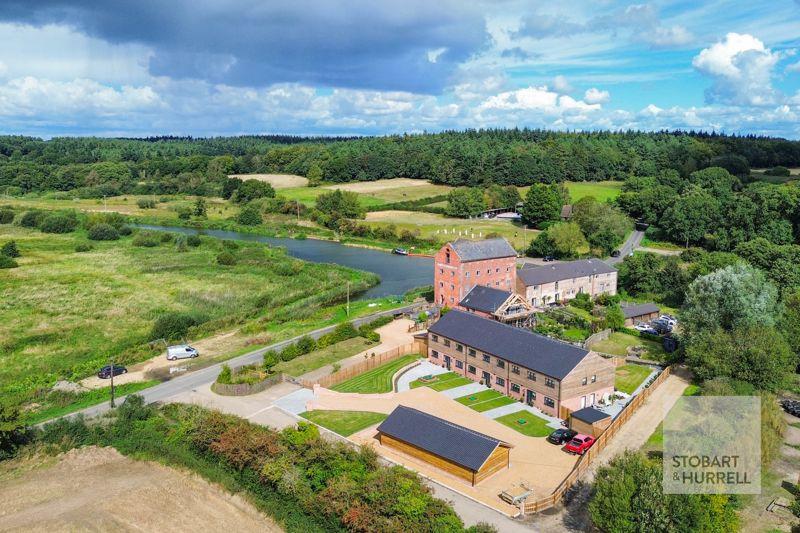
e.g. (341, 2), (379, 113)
(569, 407), (611, 437)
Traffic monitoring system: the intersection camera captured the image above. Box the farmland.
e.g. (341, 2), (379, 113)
(279, 178), (451, 208)
(519, 180), (623, 204)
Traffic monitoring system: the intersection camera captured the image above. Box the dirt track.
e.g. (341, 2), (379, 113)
(0, 446), (281, 532)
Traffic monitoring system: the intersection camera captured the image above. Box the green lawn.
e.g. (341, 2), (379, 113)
(331, 355), (421, 393)
(495, 411), (552, 437)
(299, 410), (387, 436)
(410, 371), (473, 391)
(640, 236), (683, 251)
(592, 332), (666, 360)
(615, 364), (653, 394)
(455, 389), (503, 406)
(273, 336), (377, 377)
(519, 181), (623, 204)
(472, 395), (518, 412)
(562, 327), (590, 342)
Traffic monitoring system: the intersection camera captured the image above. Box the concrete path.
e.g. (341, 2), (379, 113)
(441, 382), (487, 399)
(482, 403), (527, 419)
(395, 360), (449, 392)
(274, 388), (315, 415)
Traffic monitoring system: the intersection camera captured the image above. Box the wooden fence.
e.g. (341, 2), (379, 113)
(523, 365), (673, 514)
(301, 341), (425, 389)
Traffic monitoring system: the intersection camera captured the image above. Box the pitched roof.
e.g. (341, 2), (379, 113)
(518, 259), (616, 286)
(621, 302), (660, 319)
(459, 285), (513, 314)
(428, 310), (590, 379)
(376, 406), (509, 471)
(561, 205), (573, 218)
(571, 407), (611, 424)
(449, 238), (517, 262)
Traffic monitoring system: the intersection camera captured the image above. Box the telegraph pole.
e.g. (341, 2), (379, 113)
(346, 281), (350, 316)
(109, 357), (116, 408)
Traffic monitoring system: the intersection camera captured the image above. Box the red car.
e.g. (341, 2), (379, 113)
(564, 434), (595, 455)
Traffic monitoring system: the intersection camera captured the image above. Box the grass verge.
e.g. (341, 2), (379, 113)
(273, 337), (377, 377)
(299, 410), (387, 437)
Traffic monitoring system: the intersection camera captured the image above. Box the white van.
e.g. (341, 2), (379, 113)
(167, 344), (199, 361)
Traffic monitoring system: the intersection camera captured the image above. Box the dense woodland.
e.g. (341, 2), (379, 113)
(2, 130), (800, 196)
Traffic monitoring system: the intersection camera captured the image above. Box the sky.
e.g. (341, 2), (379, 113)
(0, 0), (798, 139)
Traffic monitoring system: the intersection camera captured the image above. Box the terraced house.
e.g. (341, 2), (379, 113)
(427, 310), (615, 417)
(517, 259), (617, 309)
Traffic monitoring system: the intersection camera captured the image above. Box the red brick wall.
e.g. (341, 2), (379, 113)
(433, 243), (516, 307)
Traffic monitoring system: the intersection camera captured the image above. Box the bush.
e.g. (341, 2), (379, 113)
(217, 251), (237, 265)
(84, 211), (128, 230)
(0, 255), (18, 268)
(187, 234), (202, 247)
(1, 240), (20, 258)
(237, 203), (262, 226)
(0, 209), (14, 224)
(75, 242), (94, 252)
(175, 234), (188, 252)
(39, 212), (80, 234)
(87, 223), (120, 241)
(765, 165), (791, 177)
(132, 230), (161, 247)
(295, 335), (317, 355)
(263, 350), (279, 370)
(571, 292), (593, 312)
(217, 364), (233, 384)
(137, 198), (156, 209)
(177, 207), (192, 220)
(118, 225), (133, 236)
(222, 240), (239, 250)
(160, 232), (175, 243)
(150, 312), (206, 341)
(18, 210), (45, 228)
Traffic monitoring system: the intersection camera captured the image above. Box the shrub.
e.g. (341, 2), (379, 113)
(765, 165), (791, 177)
(571, 292), (593, 312)
(75, 242), (94, 253)
(160, 232), (175, 243)
(18, 210), (45, 228)
(87, 223), (120, 241)
(118, 225), (133, 236)
(132, 230), (161, 247)
(175, 234), (188, 252)
(237, 203), (262, 226)
(84, 212), (127, 230)
(1, 240), (20, 258)
(0, 255), (18, 269)
(222, 240), (239, 250)
(295, 335), (317, 355)
(137, 198), (156, 209)
(150, 312), (206, 341)
(263, 350), (279, 370)
(217, 251), (237, 266)
(177, 207), (192, 220)
(217, 364), (233, 384)
(39, 212), (80, 234)
(0, 209), (14, 224)
(186, 234), (202, 247)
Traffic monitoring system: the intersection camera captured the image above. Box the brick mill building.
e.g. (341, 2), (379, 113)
(433, 238), (518, 307)
(427, 310), (615, 417)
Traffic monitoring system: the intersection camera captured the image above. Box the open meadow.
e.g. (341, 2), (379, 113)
(279, 178), (451, 208)
(228, 173), (308, 188)
(518, 180), (623, 204)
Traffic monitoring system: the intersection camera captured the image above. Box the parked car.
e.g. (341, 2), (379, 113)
(610, 250), (621, 257)
(641, 326), (660, 336)
(564, 434), (595, 455)
(543, 255), (555, 262)
(650, 319), (673, 334)
(97, 364), (127, 379)
(659, 314), (677, 326)
(547, 428), (578, 445)
(167, 344), (199, 360)
(633, 322), (651, 332)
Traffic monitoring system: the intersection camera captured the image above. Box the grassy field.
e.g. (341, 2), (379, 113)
(519, 181), (623, 204)
(24, 381), (159, 424)
(592, 332), (666, 360)
(615, 364), (653, 394)
(330, 355), (421, 393)
(279, 178), (452, 208)
(0, 224), (377, 409)
(410, 371), (473, 391)
(299, 410), (387, 436)
(495, 411), (552, 437)
(273, 336), (377, 377)
(228, 173), (308, 188)
(751, 168), (799, 184)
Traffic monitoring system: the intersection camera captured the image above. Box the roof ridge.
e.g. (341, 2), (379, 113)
(394, 406), (501, 445)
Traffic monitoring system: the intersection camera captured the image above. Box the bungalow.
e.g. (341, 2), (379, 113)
(621, 302), (660, 326)
(516, 259), (617, 308)
(459, 285), (534, 327)
(376, 405), (512, 486)
(427, 310), (615, 417)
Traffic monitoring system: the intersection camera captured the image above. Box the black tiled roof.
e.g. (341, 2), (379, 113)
(377, 406), (507, 471)
(571, 407), (611, 424)
(429, 310), (590, 379)
(621, 302), (660, 319)
(459, 285), (512, 314)
(518, 259), (616, 286)
(449, 238), (517, 262)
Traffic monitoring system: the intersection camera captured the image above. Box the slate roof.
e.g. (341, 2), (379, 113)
(561, 204), (573, 219)
(428, 310), (590, 379)
(449, 238), (517, 262)
(518, 259), (616, 287)
(621, 302), (660, 319)
(376, 406), (508, 471)
(571, 407), (611, 424)
(459, 285), (513, 314)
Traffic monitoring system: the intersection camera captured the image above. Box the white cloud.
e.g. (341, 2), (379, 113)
(552, 75), (573, 93)
(786, 61), (800, 73)
(427, 47), (448, 63)
(692, 33), (780, 106)
(641, 25), (693, 48)
(584, 87), (610, 104)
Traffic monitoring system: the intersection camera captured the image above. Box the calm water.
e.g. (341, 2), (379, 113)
(134, 224), (433, 299)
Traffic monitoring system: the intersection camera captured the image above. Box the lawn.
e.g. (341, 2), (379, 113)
(562, 327), (591, 342)
(592, 332), (666, 360)
(454, 389), (517, 412)
(273, 336), (377, 377)
(0, 224), (377, 410)
(615, 364), (653, 395)
(330, 355), (421, 393)
(299, 410), (388, 436)
(472, 395), (518, 412)
(410, 371), (473, 391)
(518, 181), (623, 204)
(495, 411), (552, 437)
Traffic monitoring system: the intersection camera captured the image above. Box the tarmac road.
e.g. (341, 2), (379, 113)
(607, 230), (644, 264)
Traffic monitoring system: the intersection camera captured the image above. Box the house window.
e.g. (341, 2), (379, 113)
(510, 383), (520, 393)
(450, 284), (454, 290)
(431, 334), (439, 342)
(439, 268), (443, 274)
(439, 281), (443, 287)
(496, 359), (505, 369)
(496, 377), (505, 386)
(443, 339), (451, 347)
(445, 251), (450, 263)
(455, 360), (464, 369)
(465, 271), (470, 278)
(527, 371), (536, 381)
(544, 397), (555, 408)
(431, 350), (439, 359)
(482, 354), (490, 363)
(468, 348), (476, 357)
(512, 365), (520, 375)
(545, 377), (555, 388)
(592, 374), (597, 383)
(582, 377), (587, 386)
(476, 270), (480, 276)
(468, 365), (476, 374)
(456, 343), (463, 352)
(496, 268), (500, 273)
(496, 281), (500, 286)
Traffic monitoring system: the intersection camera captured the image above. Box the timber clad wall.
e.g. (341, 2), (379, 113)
(473, 444), (510, 484)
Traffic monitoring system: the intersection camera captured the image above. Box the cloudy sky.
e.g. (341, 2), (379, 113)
(0, 0), (799, 138)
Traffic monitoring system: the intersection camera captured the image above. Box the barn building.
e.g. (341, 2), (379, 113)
(621, 302), (660, 326)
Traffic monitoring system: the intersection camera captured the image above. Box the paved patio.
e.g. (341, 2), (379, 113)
(441, 382), (486, 399)
(395, 360), (449, 391)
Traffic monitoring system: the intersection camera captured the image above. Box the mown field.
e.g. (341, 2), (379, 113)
(279, 178), (451, 208)
(0, 224), (376, 408)
(519, 180), (623, 203)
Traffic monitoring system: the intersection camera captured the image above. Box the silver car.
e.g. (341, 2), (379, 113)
(167, 344), (199, 360)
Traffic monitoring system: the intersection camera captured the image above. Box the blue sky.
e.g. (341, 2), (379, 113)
(0, 0), (798, 138)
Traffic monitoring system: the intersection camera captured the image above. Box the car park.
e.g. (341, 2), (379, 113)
(659, 315), (677, 327)
(564, 434), (595, 455)
(650, 319), (673, 334)
(547, 428), (577, 445)
(97, 364), (127, 379)
(633, 322), (651, 332)
(167, 344), (199, 360)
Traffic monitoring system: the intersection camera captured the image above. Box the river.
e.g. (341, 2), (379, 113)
(134, 224), (433, 299)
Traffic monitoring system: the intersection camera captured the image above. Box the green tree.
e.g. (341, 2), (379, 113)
(571, 197), (630, 254)
(0, 404), (26, 459)
(306, 163), (323, 185)
(445, 187), (486, 218)
(605, 303), (625, 331)
(234, 179), (275, 203)
(527, 232), (556, 258)
(1, 240), (20, 258)
(519, 184), (561, 227)
(660, 189), (721, 247)
(781, 290), (800, 355)
(193, 197), (207, 217)
(315, 189), (366, 220)
(237, 203), (262, 226)
(547, 222), (588, 259)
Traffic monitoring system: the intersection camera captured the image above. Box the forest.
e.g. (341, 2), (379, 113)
(1, 129), (800, 196)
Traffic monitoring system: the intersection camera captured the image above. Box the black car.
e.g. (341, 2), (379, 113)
(97, 364), (127, 379)
(543, 255), (555, 262)
(610, 250), (621, 257)
(547, 428), (577, 445)
(650, 319), (673, 334)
